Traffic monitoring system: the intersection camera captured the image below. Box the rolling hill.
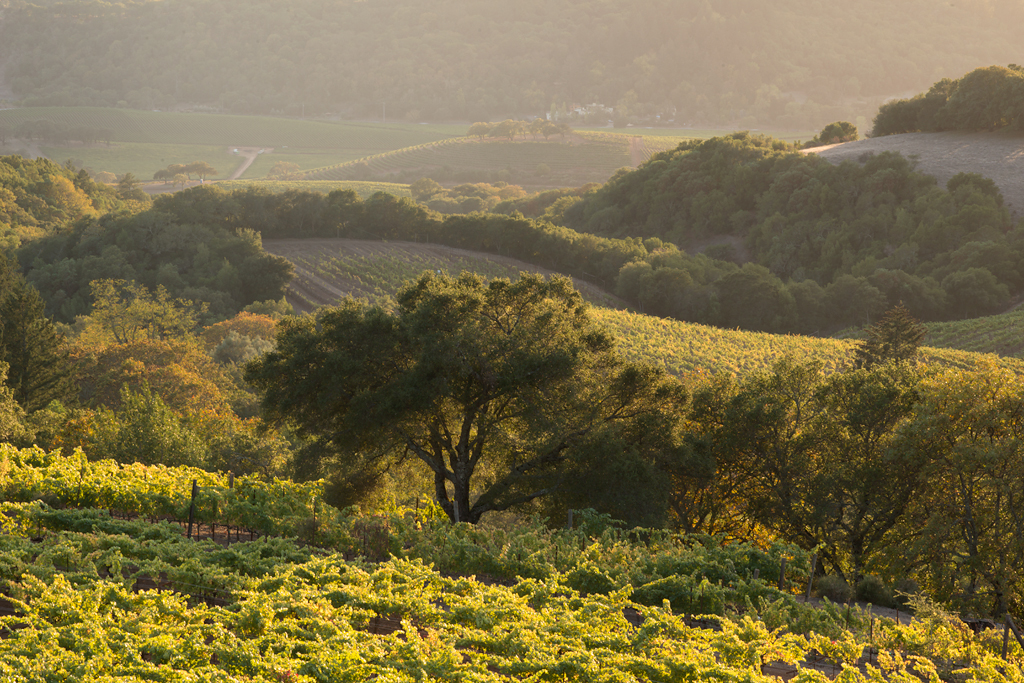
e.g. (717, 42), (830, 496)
(264, 237), (1024, 377)
(806, 130), (1024, 219)
(3, 0), (1024, 130)
(0, 107), (464, 180)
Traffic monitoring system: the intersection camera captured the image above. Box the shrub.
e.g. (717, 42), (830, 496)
(856, 575), (894, 607)
(815, 574), (852, 603)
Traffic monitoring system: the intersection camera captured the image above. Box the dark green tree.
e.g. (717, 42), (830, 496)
(89, 382), (208, 468)
(710, 358), (923, 583)
(807, 121), (858, 146)
(117, 172), (140, 195)
(854, 303), (926, 369)
(246, 272), (687, 524)
(0, 361), (29, 443)
(0, 253), (76, 413)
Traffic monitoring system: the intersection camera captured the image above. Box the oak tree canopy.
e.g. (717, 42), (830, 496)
(246, 272), (687, 524)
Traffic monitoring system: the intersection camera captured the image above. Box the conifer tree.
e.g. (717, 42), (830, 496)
(0, 253), (77, 412)
(854, 303), (926, 369)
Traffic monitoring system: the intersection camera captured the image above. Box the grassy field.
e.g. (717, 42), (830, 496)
(576, 126), (817, 143)
(1, 107), (816, 187)
(0, 107), (464, 147)
(40, 142), (241, 179)
(300, 133), (682, 186)
(0, 107), (465, 181)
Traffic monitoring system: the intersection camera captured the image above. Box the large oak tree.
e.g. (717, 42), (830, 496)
(246, 272), (687, 524)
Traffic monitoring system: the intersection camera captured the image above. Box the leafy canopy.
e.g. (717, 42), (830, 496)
(246, 272), (687, 524)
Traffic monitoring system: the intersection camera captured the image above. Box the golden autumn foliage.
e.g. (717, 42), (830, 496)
(70, 338), (233, 417)
(42, 174), (97, 222)
(201, 312), (278, 350)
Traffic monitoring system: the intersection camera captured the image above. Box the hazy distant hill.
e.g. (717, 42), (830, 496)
(1, 0), (1022, 129)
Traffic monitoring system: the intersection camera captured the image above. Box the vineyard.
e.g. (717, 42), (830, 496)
(593, 309), (1024, 377)
(265, 238), (1024, 378)
(263, 238), (627, 313)
(577, 127), (817, 144)
(922, 306), (1024, 358)
(2, 443), (1022, 681)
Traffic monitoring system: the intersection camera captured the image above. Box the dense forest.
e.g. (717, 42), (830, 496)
(2, 0), (1024, 128)
(514, 132), (1024, 332)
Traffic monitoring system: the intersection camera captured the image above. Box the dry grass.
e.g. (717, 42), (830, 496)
(806, 130), (1024, 218)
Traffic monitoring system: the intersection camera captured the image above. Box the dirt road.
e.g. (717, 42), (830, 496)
(226, 147), (272, 180)
(629, 136), (644, 167)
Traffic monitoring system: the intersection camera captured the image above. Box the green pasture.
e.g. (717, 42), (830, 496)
(216, 179), (410, 200)
(39, 142), (238, 179)
(2, 108), (467, 178)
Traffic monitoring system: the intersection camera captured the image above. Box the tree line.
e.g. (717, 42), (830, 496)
(0, 119), (113, 146)
(88, 153), (1022, 336)
(552, 132), (1022, 332)
(872, 64), (1024, 136)
(468, 119), (571, 141)
(152, 160), (219, 187)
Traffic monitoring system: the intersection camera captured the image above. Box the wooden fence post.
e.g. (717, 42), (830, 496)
(806, 554), (817, 601)
(186, 479), (197, 540)
(566, 509), (574, 530)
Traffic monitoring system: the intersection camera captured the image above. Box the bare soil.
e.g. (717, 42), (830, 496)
(226, 146), (270, 180)
(629, 135), (644, 167)
(804, 131), (1024, 218)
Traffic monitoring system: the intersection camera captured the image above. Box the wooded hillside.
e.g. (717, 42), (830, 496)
(555, 133), (1023, 331)
(2, 0), (1023, 128)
